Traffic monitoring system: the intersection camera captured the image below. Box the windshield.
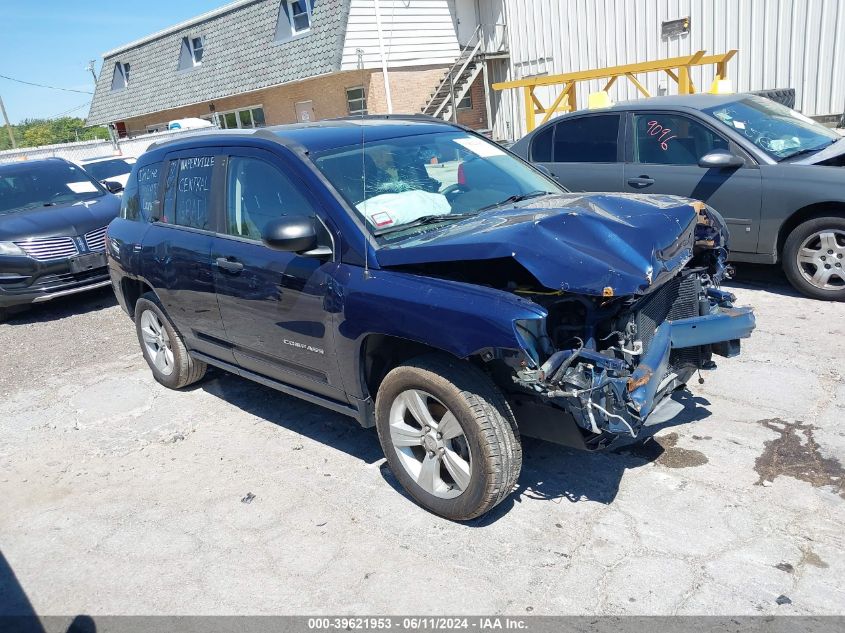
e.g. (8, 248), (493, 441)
(0, 161), (105, 215)
(702, 96), (840, 160)
(311, 130), (562, 240)
(83, 159), (133, 181)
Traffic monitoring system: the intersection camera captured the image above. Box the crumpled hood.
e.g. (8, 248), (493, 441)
(793, 135), (845, 165)
(376, 193), (709, 297)
(0, 195), (120, 242)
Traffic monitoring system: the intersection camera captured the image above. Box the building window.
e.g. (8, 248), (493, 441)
(457, 91), (472, 110)
(208, 105), (266, 129)
(275, 0), (313, 42)
(110, 62), (130, 91)
(346, 86), (367, 115)
(178, 36), (204, 70)
(189, 37), (204, 64)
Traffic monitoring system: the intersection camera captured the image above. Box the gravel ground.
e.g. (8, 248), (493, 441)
(1, 265), (843, 616)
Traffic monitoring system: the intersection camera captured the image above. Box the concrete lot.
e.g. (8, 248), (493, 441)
(1, 265), (843, 616)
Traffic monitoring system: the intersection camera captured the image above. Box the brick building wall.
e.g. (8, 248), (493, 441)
(121, 65), (455, 134)
(455, 75), (489, 130)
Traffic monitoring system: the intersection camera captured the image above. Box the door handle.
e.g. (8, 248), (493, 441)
(215, 256), (244, 273)
(627, 176), (655, 188)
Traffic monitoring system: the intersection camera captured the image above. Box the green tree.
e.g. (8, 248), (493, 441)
(0, 117), (110, 152)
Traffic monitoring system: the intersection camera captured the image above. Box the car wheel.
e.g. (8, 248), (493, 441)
(783, 217), (845, 301)
(0, 308), (7, 323)
(375, 354), (521, 521)
(135, 292), (207, 388)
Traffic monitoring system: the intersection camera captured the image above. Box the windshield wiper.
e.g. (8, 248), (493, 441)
(373, 213), (476, 236)
(476, 190), (555, 213)
(779, 142), (835, 161)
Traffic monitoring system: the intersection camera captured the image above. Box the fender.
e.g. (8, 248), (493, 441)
(330, 264), (547, 400)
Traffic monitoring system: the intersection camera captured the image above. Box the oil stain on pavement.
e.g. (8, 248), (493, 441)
(755, 418), (845, 498)
(616, 432), (709, 468)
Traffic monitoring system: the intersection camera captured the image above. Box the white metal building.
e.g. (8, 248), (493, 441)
(482, 0), (845, 140)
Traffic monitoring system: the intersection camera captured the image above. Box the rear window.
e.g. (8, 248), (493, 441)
(83, 159), (134, 181)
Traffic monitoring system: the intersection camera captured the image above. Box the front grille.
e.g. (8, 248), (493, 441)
(84, 225), (108, 252)
(14, 236), (78, 261)
(635, 270), (702, 375)
(32, 269), (107, 288)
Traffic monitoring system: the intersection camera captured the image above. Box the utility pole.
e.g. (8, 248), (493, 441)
(85, 60), (97, 85)
(0, 94), (16, 149)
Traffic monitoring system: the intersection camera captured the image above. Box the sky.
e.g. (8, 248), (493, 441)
(0, 0), (227, 124)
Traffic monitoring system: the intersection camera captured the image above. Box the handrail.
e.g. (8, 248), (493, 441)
(492, 49), (738, 131)
(424, 24), (483, 118)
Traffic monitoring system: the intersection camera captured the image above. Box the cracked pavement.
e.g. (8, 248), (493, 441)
(1, 265), (843, 615)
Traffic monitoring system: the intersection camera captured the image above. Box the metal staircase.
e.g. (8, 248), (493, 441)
(422, 26), (484, 122)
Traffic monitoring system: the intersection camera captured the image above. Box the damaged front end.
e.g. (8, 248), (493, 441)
(507, 204), (755, 444)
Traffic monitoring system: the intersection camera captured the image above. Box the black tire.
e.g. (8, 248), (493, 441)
(134, 292), (207, 388)
(782, 216), (845, 301)
(751, 88), (796, 109)
(375, 354), (521, 521)
(0, 308), (7, 323)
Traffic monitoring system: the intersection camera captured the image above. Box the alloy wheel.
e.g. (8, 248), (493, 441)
(796, 229), (845, 290)
(388, 389), (473, 499)
(139, 309), (175, 376)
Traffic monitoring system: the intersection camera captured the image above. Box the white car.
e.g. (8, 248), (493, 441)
(78, 156), (137, 192)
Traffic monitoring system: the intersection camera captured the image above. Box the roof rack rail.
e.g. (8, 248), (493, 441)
(328, 113), (447, 124)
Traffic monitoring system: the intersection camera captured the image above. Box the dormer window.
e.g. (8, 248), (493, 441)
(110, 62), (130, 91)
(178, 36), (204, 70)
(275, 0), (313, 42)
(189, 37), (204, 64)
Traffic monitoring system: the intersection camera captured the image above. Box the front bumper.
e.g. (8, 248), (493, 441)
(626, 305), (756, 418)
(0, 256), (110, 308)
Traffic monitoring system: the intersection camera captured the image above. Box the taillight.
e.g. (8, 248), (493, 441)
(457, 162), (466, 185)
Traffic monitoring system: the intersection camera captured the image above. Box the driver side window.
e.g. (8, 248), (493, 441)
(633, 114), (728, 166)
(225, 156), (314, 240)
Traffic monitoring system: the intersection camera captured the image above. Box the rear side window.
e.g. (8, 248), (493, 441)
(530, 125), (553, 162)
(120, 164), (160, 221)
(552, 114), (620, 163)
(173, 156), (214, 229)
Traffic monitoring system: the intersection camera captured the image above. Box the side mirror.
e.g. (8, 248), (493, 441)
(698, 150), (744, 169)
(262, 215), (320, 253)
(102, 180), (124, 194)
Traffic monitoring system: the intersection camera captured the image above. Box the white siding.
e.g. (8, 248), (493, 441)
(503, 0), (845, 138)
(341, 0), (462, 69)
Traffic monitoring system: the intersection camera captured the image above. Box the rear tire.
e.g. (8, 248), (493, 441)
(375, 354), (521, 521)
(0, 308), (7, 323)
(134, 292), (207, 389)
(782, 216), (845, 301)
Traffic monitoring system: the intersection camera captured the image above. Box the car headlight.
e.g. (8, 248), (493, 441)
(0, 242), (25, 256)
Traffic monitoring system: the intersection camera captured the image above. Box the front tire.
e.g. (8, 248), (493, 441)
(783, 217), (845, 301)
(134, 292), (206, 389)
(375, 354), (521, 521)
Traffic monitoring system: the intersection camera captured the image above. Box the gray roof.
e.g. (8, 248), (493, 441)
(87, 0), (349, 125)
(613, 93), (749, 110)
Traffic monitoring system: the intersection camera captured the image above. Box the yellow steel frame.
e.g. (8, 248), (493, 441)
(492, 50), (737, 132)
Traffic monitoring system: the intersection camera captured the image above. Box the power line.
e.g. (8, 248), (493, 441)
(47, 100), (92, 119)
(0, 73), (93, 95)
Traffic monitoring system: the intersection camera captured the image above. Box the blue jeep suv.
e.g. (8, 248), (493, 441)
(107, 117), (755, 520)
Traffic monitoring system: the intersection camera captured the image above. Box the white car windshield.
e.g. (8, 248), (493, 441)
(702, 96), (840, 161)
(311, 131), (562, 239)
